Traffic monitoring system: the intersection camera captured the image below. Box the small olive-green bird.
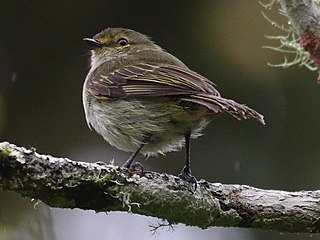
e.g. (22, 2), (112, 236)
(83, 27), (265, 183)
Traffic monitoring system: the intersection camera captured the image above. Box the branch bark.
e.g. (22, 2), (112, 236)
(1, 141), (320, 233)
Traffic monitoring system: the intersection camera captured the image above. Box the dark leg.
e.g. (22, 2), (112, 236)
(179, 131), (197, 185)
(122, 143), (145, 168)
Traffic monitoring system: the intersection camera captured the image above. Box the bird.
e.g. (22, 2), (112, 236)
(82, 27), (265, 183)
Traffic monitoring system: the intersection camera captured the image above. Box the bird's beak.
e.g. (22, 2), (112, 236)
(83, 38), (103, 50)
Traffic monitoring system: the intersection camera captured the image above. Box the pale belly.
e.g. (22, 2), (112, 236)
(83, 94), (209, 156)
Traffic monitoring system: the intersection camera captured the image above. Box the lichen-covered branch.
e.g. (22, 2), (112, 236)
(280, 0), (320, 35)
(260, 0), (320, 79)
(279, 0), (320, 81)
(1, 141), (320, 233)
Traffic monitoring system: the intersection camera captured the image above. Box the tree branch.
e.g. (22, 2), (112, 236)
(1, 141), (320, 233)
(280, 0), (320, 81)
(280, 0), (320, 35)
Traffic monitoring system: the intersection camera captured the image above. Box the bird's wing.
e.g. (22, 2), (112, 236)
(86, 62), (265, 124)
(85, 62), (220, 98)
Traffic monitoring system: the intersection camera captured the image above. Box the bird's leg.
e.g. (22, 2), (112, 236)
(179, 130), (197, 185)
(122, 143), (145, 168)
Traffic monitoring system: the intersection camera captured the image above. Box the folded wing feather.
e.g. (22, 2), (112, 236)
(86, 62), (265, 124)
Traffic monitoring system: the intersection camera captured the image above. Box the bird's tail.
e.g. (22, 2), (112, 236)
(182, 94), (265, 125)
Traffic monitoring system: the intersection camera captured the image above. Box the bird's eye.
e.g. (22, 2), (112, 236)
(117, 38), (129, 46)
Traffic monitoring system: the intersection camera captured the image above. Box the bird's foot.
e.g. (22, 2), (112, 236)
(122, 161), (144, 174)
(131, 162), (144, 173)
(178, 166), (197, 190)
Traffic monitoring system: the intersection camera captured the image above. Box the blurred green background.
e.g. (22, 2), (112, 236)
(1, 1), (319, 240)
